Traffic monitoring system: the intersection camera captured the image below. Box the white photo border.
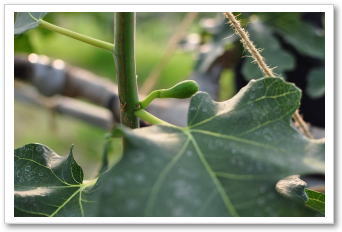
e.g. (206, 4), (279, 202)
(4, 4), (334, 224)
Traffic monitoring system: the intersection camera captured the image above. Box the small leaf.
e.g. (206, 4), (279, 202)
(14, 143), (96, 217)
(306, 67), (325, 99)
(14, 12), (47, 35)
(305, 189), (325, 214)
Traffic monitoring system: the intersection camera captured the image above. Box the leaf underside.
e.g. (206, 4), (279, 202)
(14, 77), (325, 217)
(94, 78), (324, 217)
(14, 12), (47, 35)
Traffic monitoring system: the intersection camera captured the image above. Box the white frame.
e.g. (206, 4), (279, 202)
(4, 4), (334, 224)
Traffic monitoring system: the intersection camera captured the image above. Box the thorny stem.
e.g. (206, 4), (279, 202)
(224, 12), (275, 77)
(114, 13), (140, 128)
(224, 12), (313, 138)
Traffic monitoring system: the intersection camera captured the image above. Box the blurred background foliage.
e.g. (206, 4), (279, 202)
(14, 12), (325, 178)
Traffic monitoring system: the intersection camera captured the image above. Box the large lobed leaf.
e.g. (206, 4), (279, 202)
(15, 77), (325, 217)
(93, 77), (324, 216)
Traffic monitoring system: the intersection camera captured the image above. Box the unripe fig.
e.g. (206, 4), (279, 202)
(139, 80), (199, 109)
(159, 80), (199, 99)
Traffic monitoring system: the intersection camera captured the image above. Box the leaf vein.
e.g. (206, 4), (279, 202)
(185, 130), (239, 216)
(144, 138), (190, 216)
(14, 155), (73, 186)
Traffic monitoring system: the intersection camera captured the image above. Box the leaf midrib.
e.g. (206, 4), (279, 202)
(146, 123), (289, 216)
(183, 129), (239, 217)
(144, 138), (190, 216)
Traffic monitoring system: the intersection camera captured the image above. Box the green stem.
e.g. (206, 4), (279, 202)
(39, 19), (114, 52)
(114, 13), (139, 128)
(99, 135), (112, 174)
(135, 109), (173, 126)
(139, 90), (159, 109)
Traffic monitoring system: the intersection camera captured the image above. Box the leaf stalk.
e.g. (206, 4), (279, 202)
(134, 109), (173, 126)
(39, 19), (114, 52)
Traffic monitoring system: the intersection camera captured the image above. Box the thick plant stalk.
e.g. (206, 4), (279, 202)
(114, 13), (140, 128)
(224, 12), (313, 138)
